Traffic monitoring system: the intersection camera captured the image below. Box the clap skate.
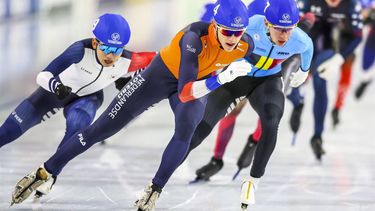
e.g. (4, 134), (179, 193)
(310, 136), (325, 161)
(355, 81), (370, 99)
(134, 183), (162, 211)
(331, 108), (340, 128)
(34, 175), (57, 200)
(289, 103), (304, 145)
(240, 179), (256, 210)
(11, 164), (52, 205)
(232, 135), (258, 180)
(191, 157), (223, 183)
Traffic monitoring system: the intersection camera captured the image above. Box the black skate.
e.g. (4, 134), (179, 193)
(310, 136), (325, 161)
(331, 108), (340, 128)
(232, 135), (258, 180)
(289, 103), (304, 133)
(193, 157), (223, 182)
(355, 81), (370, 100)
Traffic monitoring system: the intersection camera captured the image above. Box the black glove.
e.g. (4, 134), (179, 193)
(115, 77), (132, 90)
(54, 83), (72, 100)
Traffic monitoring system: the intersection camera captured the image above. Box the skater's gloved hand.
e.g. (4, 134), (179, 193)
(289, 69), (309, 87)
(54, 83), (72, 100)
(317, 53), (344, 80)
(217, 59), (252, 84)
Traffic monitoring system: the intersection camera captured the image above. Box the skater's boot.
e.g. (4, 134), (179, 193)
(237, 135), (258, 169)
(310, 135), (326, 161)
(11, 164), (52, 205)
(34, 175), (57, 200)
(240, 178), (258, 209)
(195, 157), (224, 181)
(289, 103), (304, 133)
(355, 81), (371, 100)
(331, 108), (340, 128)
(134, 183), (162, 211)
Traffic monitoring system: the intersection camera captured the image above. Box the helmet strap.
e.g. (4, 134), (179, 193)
(215, 25), (224, 50)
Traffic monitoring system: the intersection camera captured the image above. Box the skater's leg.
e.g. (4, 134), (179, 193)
(44, 59), (173, 176)
(248, 76), (284, 178)
(58, 91), (103, 149)
(332, 54), (354, 127)
(152, 93), (208, 188)
(213, 100), (247, 159)
(0, 89), (62, 148)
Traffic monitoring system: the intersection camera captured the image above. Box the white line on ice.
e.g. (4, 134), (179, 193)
(97, 187), (118, 205)
(168, 188), (201, 210)
(46, 187), (74, 202)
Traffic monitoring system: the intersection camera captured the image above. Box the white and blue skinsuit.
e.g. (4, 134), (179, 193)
(0, 38), (154, 149)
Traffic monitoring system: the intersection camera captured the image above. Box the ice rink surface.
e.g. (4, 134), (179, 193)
(1, 1), (375, 210)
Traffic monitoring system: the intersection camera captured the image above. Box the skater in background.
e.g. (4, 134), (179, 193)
(0, 13), (155, 199)
(290, 0), (363, 160)
(11, 1), (255, 210)
(355, 0), (375, 99)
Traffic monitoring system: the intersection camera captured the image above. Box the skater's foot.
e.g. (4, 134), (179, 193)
(310, 136), (325, 161)
(195, 157), (223, 181)
(134, 183), (162, 211)
(289, 103), (304, 133)
(11, 164), (52, 205)
(331, 108), (340, 128)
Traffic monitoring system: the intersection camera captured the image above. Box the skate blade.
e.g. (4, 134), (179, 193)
(232, 169), (241, 181)
(291, 133), (297, 146)
(188, 177), (209, 184)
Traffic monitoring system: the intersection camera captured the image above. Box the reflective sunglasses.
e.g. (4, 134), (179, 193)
(216, 25), (246, 37)
(267, 22), (296, 33)
(97, 41), (124, 55)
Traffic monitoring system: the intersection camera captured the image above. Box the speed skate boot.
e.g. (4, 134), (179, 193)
(289, 103), (304, 133)
(34, 175), (57, 200)
(134, 183), (162, 211)
(195, 156), (224, 181)
(232, 135), (258, 180)
(240, 178), (258, 210)
(237, 135), (258, 169)
(331, 108), (340, 128)
(11, 164), (52, 205)
(355, 81), (371, 99)
(310, 136), (326, 161)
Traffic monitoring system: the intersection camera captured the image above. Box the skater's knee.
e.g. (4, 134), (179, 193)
(262, 104), (283, 124)
(12, 99), (42, 132)
(193, 121), (214, 147)
(0, 118), (23, 147)
(66, 108), (95, 132)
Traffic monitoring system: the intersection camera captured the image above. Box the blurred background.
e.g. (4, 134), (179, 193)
(1, 0), (239, 104)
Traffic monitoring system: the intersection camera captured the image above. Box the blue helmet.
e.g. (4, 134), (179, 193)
(264, 0), (300, 27)
(92, 13), (131, 48)
(247, 0), (267, 17)
(213, 0), (249, 30)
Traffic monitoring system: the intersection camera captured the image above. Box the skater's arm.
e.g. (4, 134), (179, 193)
(178, 33), (254, 103)
(300, 36), (314, 72)
(176, 31), (203, 102)
(340, 1), (363, 59)
(114, 51), (157, 90)
(36, 40), (85, 93)
(127, 51), (157, 72)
